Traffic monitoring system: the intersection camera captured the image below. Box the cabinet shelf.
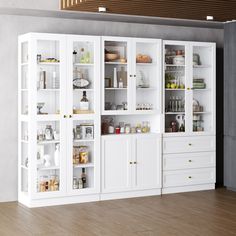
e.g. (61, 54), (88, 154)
(38, 62), (60, 66)
(73, 89), (94, 92)
(105, 88), (127, 90)
(136, 63), (156, 66)
(136, 87), (157, 90)
(165, 112), (185, 115)
(37, 166), (60, 171)
(73, 163), (94, 168)
(105, 62), (127, 65)
(74, 63), (94, 66)
(193, 65), (211, 68)
(165, 64), (185, 67)
(165, 89), (185, 91)
(36, 115), (60, 121)
(37, 140), (60, 145)
(74, 139), (94, 143)
(37, 89), (60, 92)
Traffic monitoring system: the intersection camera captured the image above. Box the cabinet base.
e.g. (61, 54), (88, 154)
(162, 184), (215, 194)
(100, 189), (161, 201)
(19, 194), (100, 208)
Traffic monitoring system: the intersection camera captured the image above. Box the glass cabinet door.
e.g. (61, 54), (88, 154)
(67, 36), (100, 194)
(34, 36), (67, 196)
(134, 39), (160, 114)
(102, 38), (131, 114)
(191, 44), (215, 134)
(164, 42), (187, 134)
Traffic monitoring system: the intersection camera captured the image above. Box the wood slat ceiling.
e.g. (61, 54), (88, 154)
(61, 0), (236, 22)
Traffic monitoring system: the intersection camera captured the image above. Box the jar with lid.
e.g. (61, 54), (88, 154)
(78, 178), (83, 189)
(73, 177), (78, 189)
(45, 125), (54, 140)
(79, 146), (89, 164)
(125, 124), (131, 134)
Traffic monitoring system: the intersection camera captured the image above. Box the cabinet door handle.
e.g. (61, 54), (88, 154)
(188, 143), (192, 146)
(69, 115), (72, 118)
(64, 115), (67, 118)
(188, 160), (192, 163)
(129, 75), (133, 78)
(129, 162), (133, 164)
(134, 75), (136, 78)
(133, 161), (137, 164)
(188, 176), (192, 179)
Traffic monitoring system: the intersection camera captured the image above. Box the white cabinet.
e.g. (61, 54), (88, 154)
(18, 33), (101, 207)
(102, 134), (161, 195)
(162, 40), (216, 194)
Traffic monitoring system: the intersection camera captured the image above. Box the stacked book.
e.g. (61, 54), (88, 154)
(193, 78), (206, 89)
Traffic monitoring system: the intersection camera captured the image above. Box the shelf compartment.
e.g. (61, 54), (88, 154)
(73, 163), (94, 168)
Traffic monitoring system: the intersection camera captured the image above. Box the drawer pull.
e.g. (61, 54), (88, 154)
(188, 176), (192, 179)
(134, 161), (137, 164)
(188, 143), (192, 146)
(129, 162), (133, 164)
(188, 160), (192, 163)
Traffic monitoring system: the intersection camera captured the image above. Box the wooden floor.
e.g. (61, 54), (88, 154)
(0, 188), (236, 236)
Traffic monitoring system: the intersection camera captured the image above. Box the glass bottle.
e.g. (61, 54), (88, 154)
(81, 168), (87, 188)
(175, 96), (179, 112)
(171, 96), (175, 112)
(73, 50), (77, 64)
(80, 91), (89, 111)
(168, 96), (172, 112)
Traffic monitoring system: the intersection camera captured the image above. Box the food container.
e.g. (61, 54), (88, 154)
(79, 146), (89, 164)
(173, 55), (185, 65)
(105, 53), (119, 61)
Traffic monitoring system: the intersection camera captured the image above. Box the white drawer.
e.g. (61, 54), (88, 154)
(163, 152), (215, 171)
(163, 136), (215, 154)
(163, 168), (215, 188)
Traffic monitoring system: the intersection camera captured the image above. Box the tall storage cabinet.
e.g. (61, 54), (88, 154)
(162, 41), (216, 194)
(18, 33), (100, 207)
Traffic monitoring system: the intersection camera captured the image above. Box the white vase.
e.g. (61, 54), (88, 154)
(54, 144), (60, 166)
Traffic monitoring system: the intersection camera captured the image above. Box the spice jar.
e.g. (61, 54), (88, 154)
(125, 124), (131, 134)
(115, 127), (120, 134)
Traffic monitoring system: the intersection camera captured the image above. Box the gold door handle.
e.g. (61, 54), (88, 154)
(69, 115), (72, 118)
(129, 162), (133, 164)
(64, 115), (67, 118)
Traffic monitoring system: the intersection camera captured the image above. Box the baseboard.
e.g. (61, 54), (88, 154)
(226, 187), (236, 192)
(20, 194), (100, 208)
(100, 189), (161, 201)
(162, 184), (215, 194)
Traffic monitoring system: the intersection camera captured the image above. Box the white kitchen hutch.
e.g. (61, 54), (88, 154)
(18, 33), (216, 207)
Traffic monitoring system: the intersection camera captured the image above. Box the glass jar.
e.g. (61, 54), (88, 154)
(73, 177), (78, 189)
(79, 146), (89, 164)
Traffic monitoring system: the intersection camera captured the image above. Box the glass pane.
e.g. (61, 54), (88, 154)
(72, 41), (94, 115)
(37, 121), (61, 193)
(135, 42), (158, 112)
(36, 40), (60, 115)
(164, 45), (186, 133)
(72, 120), (95, 190)
(104, 41), (128, 111)
(192, 46), (213, 132)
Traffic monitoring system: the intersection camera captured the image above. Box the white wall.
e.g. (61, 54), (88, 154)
(0, 12), (223, 201)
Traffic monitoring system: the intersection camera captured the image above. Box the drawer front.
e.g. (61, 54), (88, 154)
(163, 136), (215, 154)
(163, 152), (215, 171)
(163, 168), (215, 188)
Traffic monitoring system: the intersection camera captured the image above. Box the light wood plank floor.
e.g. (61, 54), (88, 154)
(0, 188), (236, 236)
